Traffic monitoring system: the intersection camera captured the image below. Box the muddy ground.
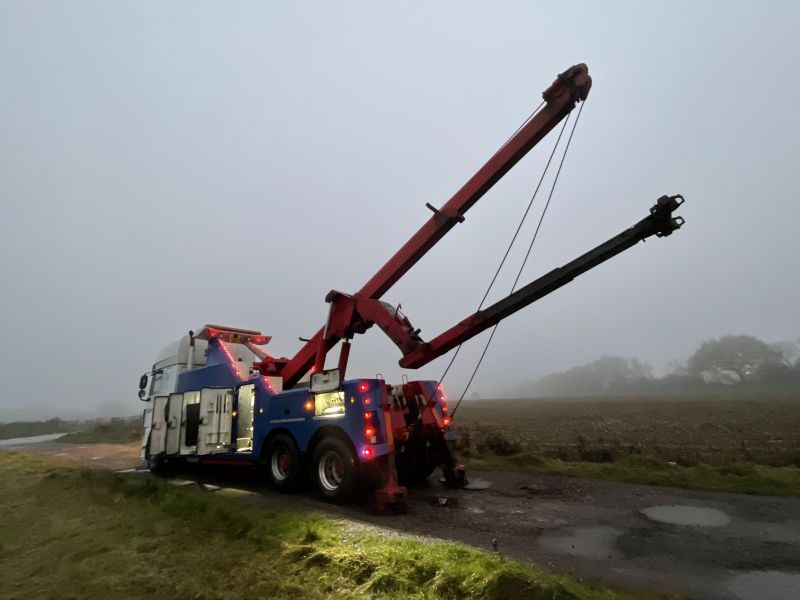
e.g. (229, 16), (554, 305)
(6, 439), (800, 600)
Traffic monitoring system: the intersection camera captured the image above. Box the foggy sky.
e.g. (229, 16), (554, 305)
(1, 1), (798, 420)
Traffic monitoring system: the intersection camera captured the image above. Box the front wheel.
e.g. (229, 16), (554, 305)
(265, 433), (303, 492)
(310, 437), (358, 504)
(147, 453), (165, 474)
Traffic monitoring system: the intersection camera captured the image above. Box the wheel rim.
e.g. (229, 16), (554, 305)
(271, 448), (291, 482)
(317, 449), (345, 492)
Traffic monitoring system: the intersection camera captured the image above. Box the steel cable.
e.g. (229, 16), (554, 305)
(450, 99), (586, 417)
(434, 108), (570, 390)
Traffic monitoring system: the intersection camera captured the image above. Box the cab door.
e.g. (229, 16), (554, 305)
(165, 393), (183, 455)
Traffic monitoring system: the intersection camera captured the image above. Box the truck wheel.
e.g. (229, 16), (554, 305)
(147, 453), (165, 474)
(265, 433), (302, 492)
(311, 437), (358, 504)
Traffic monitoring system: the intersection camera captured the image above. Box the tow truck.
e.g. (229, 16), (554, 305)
(138, 63), (685, 511)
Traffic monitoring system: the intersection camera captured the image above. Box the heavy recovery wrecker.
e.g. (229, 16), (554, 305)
(138, 63), (685, 511)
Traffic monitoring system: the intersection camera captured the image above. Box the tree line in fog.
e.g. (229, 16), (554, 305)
(510, 335), (800, 397)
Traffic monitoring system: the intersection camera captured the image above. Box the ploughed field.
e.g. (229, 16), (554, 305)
(454, 394), (800, 467)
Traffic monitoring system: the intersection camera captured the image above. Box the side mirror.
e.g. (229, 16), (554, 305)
(139, 374), (149, 390)
(138, 389), (147, 401)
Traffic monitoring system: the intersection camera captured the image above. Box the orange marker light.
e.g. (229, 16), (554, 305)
(364, 411), (373, 420)
(232, 410), (238, 417)
(304, 400), (313, 411)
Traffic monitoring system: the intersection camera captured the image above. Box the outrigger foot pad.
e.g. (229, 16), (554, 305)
(372, 486), (408, 515)
(442, 464), (468, 489)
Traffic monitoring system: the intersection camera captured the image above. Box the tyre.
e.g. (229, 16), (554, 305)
(265, 433), (303, 492)
(147, 453), (165, 474)
(310, 437), (358, 504)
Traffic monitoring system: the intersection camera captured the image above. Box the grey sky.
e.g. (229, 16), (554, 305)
(1, 1), (798, 419)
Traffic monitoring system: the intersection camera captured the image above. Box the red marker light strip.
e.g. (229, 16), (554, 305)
(219, 341), (242, 380)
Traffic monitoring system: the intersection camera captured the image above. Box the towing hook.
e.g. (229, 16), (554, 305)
(650, 194), (686, 237)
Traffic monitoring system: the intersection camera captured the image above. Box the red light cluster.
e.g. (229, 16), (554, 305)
(363, 408), (377, 458)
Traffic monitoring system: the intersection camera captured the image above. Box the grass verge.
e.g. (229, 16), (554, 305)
(463, 453), (800, 497)
(0, 450), (678, 600)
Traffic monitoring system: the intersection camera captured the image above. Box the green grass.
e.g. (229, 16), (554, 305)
(463, 453), (800, 497)
(0, 450), (678, 600)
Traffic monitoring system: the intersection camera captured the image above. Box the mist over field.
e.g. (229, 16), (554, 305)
(1, 1), (798, 420)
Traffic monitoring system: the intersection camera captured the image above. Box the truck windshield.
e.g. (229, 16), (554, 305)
(150, 365), (179, 396)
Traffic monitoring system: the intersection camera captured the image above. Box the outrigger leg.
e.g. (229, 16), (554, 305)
(371, 411), (408, 514)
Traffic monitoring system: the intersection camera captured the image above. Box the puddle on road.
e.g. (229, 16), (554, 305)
(538, 526), (622, 560)
(726, 570), (800, 600)
(641, 505), (731, 527)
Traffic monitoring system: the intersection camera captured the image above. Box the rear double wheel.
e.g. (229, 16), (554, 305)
(310, 437), (358, 504)
(265, 433), (303, 492)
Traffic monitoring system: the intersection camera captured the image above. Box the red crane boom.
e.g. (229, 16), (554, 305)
(267, 64), (592, 387)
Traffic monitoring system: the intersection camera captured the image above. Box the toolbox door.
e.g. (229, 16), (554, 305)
(180, 391), (200, 455)
(165, 393), (182, 455)
(197, 388), (232, 455)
